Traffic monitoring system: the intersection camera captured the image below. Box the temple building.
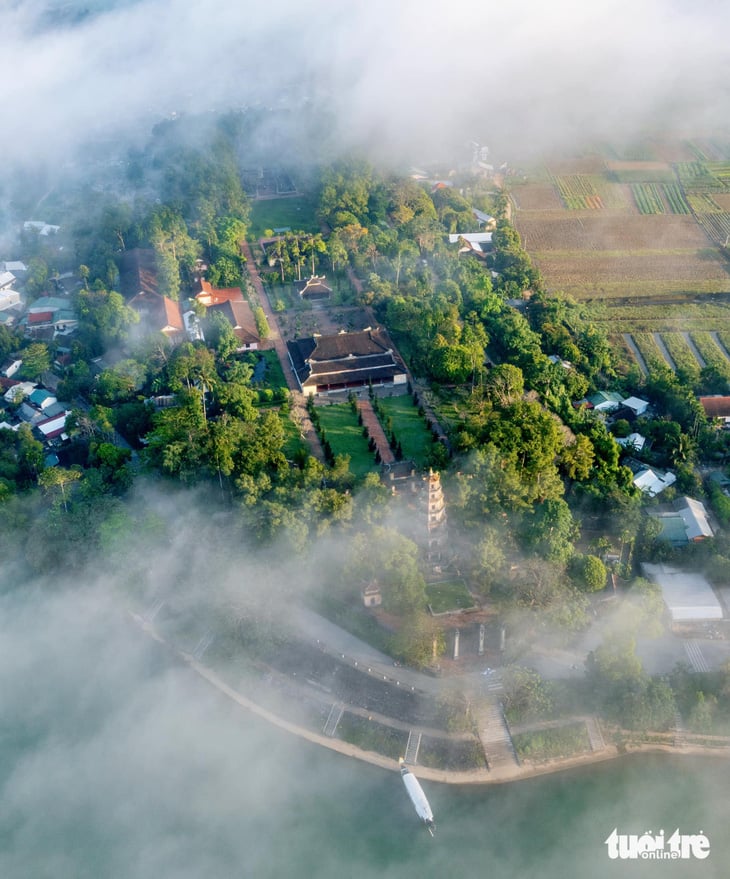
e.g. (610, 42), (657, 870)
(287, 327), (407, 396)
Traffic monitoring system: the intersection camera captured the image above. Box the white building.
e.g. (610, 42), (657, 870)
(642, 563), (723, 623)
(633, 466), (676, 496)
(622, 395), (650, 416)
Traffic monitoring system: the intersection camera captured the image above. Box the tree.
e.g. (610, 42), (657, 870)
(38, 466), (82, 512)
(570, 554), (607, 592)
(326, 232), (348, 272)
(520, 498), (577, 562)
(19, 343), (50, 381)
(502, 666), (554, 724)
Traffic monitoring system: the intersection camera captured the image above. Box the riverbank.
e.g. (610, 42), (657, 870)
(130, 612), (730, 786)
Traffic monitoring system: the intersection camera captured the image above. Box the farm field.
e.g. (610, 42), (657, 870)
(529, 251), (730, 298)
(513, 144), (730, 301)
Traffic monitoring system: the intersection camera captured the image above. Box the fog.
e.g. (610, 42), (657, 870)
(3, 0), (729, 168)
(3, 486), (730, 878)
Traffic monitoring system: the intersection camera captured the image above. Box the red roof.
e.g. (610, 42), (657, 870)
(700, 396), (730, 418)
(28, 311), (53, 324)
(196, 279), (244, 306)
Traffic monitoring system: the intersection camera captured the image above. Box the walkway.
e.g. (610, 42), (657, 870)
(622, 333), (648, 378)
(472, 694), (519, 771)
(241, 240), (324, 461)
(682, 332), (706, 368)
(356, 399), (394, 465)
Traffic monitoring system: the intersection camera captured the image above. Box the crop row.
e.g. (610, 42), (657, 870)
(688, 193), (722, 213)
(632, 183), (665, 214)
(690, 333), (730, 378)
(660, 333), (701, 380)
(707, 163), (730, 185)
(661, 183), (691, 214)
(675, 162), (725, 192)
(716, 333), (730, 360)
(631, 333), (671, 374)
(589, 303), (730, 334)
(695, 212), (730, 245)
(552, 175), (604, 210)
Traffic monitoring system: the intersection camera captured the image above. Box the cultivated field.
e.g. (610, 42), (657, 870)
(513, 147), (730, 301)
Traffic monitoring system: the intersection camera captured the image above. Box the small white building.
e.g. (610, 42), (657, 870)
(678, 497), (713, 541)
(0, 289), (21, 310)
(447, 232), (493, 253)
(642, 563), (723, 624)
(622, 396), (650, 416)
(633, 466), (676, 496)
(0, 271), (16, 291)
(616, 432), (646, 452)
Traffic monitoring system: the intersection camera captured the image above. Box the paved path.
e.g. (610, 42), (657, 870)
(711, 331), (730, 364)
(357, 399), (394, 464)
(471, 694), (519, 770)
(241, 241), (324, 461)
(622, 333), (648, 377)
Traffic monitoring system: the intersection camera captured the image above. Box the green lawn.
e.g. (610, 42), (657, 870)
(249, 196), (320, 238)
(244, 349), (288, 391)
(378, 396), (434, 467)
(316, 403), (376, 478)
(425, 580), (474, 614)
(280, 412), (307, 461)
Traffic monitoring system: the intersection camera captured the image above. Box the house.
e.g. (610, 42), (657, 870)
(654, 497), (714, 546)
(1, 359), (22, 378)
(472, 209), (497, 230)
(621, 395), (650, 417)
(23, 297), (78, 339)
(699, 395), (730, 424)
(361, 579), (382, 608)
(633, 466), (676, 496)
(35, 410), (71, 441)
(195, 278), (244, 307)
(293, 275), (332, 301)
(118, 248), (159, 300)
(287, 327), (408, 397)
(588, 391), (624, 412)
(678, 497), (714, 541)
(128, 290), (185, 343)
(0, 289), (21, 311)
(23, 221), (60, 236)
(642, 563), (723, 625)
(206, 300), (260, 351)
(28, 388), (57, 411)
(3, 381), (36, 404)
(2, 261), (27, 274)
(548, 354), (572, 370)
(0, 271), (16, 291)
(615, 432), (646, 452)
(447, 232), (493, 258)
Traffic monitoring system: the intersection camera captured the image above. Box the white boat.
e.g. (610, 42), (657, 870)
(399, 758), (435, 836)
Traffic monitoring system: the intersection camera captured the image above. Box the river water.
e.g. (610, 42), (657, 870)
(1, 593), (728, 879)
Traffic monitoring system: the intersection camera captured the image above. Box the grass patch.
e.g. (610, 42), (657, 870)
(280, 412), (308, 460)
(244, 349), (288, 391)
(336, 713), (407, 759)
(378, 396), (435, 467)
(316, 403), (376, 478)
(512, 722), (591, 762)
(419, 736), (486, 771)
(249, 196), (320, 238)
(425, 579), (474, 614)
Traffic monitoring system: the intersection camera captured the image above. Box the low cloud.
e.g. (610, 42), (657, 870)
(2, 0), (728, 168)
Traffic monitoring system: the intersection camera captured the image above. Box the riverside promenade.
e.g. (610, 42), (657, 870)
(126, 609), (712, 787)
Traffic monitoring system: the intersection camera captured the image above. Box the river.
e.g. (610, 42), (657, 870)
(0, 592), (727, 878)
